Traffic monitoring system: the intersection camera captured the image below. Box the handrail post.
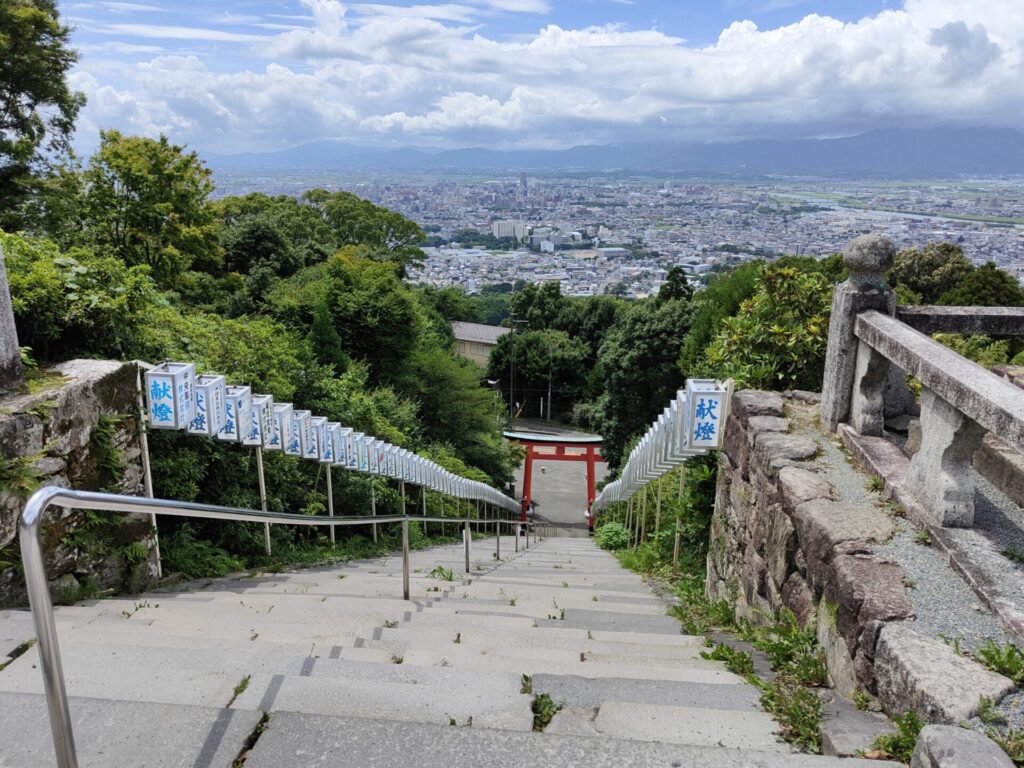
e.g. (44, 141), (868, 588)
(402, 517), (410, 600)
(20, 490), (79, 768)
(464, 518), (471, 574)
(496, 514), (501, 560)
(515, 522), (519, 552)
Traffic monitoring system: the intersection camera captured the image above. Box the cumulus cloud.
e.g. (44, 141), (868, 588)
(71, 0), (1024, 153)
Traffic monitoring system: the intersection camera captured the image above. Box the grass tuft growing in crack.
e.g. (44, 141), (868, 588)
(531, 693), (562, 732)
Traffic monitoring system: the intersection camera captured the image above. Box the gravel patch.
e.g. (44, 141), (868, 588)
(873, 528), (1010, 653)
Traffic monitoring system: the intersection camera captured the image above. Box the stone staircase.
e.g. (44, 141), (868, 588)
(0, 536), (897, 767)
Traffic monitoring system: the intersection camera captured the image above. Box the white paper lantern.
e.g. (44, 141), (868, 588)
(244, 395), (274, 447)
(686, 379), (728, 450)
(267, 403), (292, 452)
(188, 374), (226, 436)
(145, 362), (196, 430)
(219, 386), (252, 443)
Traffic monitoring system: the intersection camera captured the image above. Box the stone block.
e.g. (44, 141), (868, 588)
(778, 466), (833, 512)
(766, 505), (797, 589)
(752, 432), (819, 478)
(747, 416), (790, 445)
(911, 725), (1014, 768)
(819, 690), (894, 757)
(792, 500), (895, 592)
(732, 390), (784, 421)
(781, 572), (815, 628)
(723, 414), (752, 479)
(875, 623), (1014, 724)
(818, 601), (860, 699)
(826, 553), (913, 663)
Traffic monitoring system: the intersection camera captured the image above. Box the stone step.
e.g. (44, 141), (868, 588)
(243, 711), (903, 768)
(232, 673), (533, 731)
(0, 691), (261, 768)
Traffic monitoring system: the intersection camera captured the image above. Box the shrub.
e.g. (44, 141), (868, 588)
(594, 521), (629, 550)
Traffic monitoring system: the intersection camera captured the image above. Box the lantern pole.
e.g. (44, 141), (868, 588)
(135, 364), (162, 579)
(371, 481), (378, 544)
(256, 446), (271, 556)
(326, 464), (335, 545)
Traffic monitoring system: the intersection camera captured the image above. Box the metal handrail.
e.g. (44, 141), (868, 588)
(19, 486), (536, 768)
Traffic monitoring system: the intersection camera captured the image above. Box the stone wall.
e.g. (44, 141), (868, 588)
(707, 389), (914, 698)
(0, 359), (157, 608)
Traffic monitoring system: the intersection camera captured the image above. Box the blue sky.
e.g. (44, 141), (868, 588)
(60, 0), (1022, 153)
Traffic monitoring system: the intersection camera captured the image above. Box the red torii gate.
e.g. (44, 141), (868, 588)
(504, 430), (606, 532)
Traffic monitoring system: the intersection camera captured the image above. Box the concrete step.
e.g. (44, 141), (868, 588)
(429, 597), (668, 617)
(535, 607), (683, 635)
(243, 711), (903, 768)
(367, 645), (744, 683)
(369, 625), (706, 658)
(592, 701), (786, 751)
(533, 673), (762, 711)
(233, 673), (533, 731)
(378, 620), (702, 647)
(0, 691), (261, 768)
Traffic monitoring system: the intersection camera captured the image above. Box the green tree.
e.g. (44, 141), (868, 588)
(658, 266), (694, 303)
(309, 300), (350, 372)
(705, 267), (832, 391)
(487, 329), (589, 418)
(592, 297), (692, 468)
(81, 130), (221, 288)
(509, 282), (576, 331)
(419, 286), (479, 323)
(219, 213), (299, 278)
(938, 261), (1024, 307)
(302, 189), (425, 272)
(2, 231), (155, 360)
(888, 242), (974, 304)
(678, 261), (762, 378)
(0, 0), (85, 229)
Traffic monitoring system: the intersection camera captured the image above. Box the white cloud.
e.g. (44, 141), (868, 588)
(98, 23), (271, 43)
(71, 0), (1024, 153)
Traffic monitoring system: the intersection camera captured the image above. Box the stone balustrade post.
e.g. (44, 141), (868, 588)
(821, 235), (897, 432)
(904, 389), (986, 527)
(0, 244), (25, 392)
(849, 340), (889, 436)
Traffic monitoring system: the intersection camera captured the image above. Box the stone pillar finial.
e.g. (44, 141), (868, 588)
(0, 244), (25, 392)
(843, 234), (896, 288)
(820, 235), (897, 431)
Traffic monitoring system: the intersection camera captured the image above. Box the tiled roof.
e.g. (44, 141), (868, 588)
(451, 321), (511, 345)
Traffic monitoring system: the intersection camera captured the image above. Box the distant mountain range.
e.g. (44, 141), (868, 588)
(208, 127), (1024, 176)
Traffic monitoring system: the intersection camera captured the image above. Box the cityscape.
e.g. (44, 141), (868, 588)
(214, 169), (1024, 298)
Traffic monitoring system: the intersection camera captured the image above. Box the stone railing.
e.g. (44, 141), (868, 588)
(822, 235), (1024, 528)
